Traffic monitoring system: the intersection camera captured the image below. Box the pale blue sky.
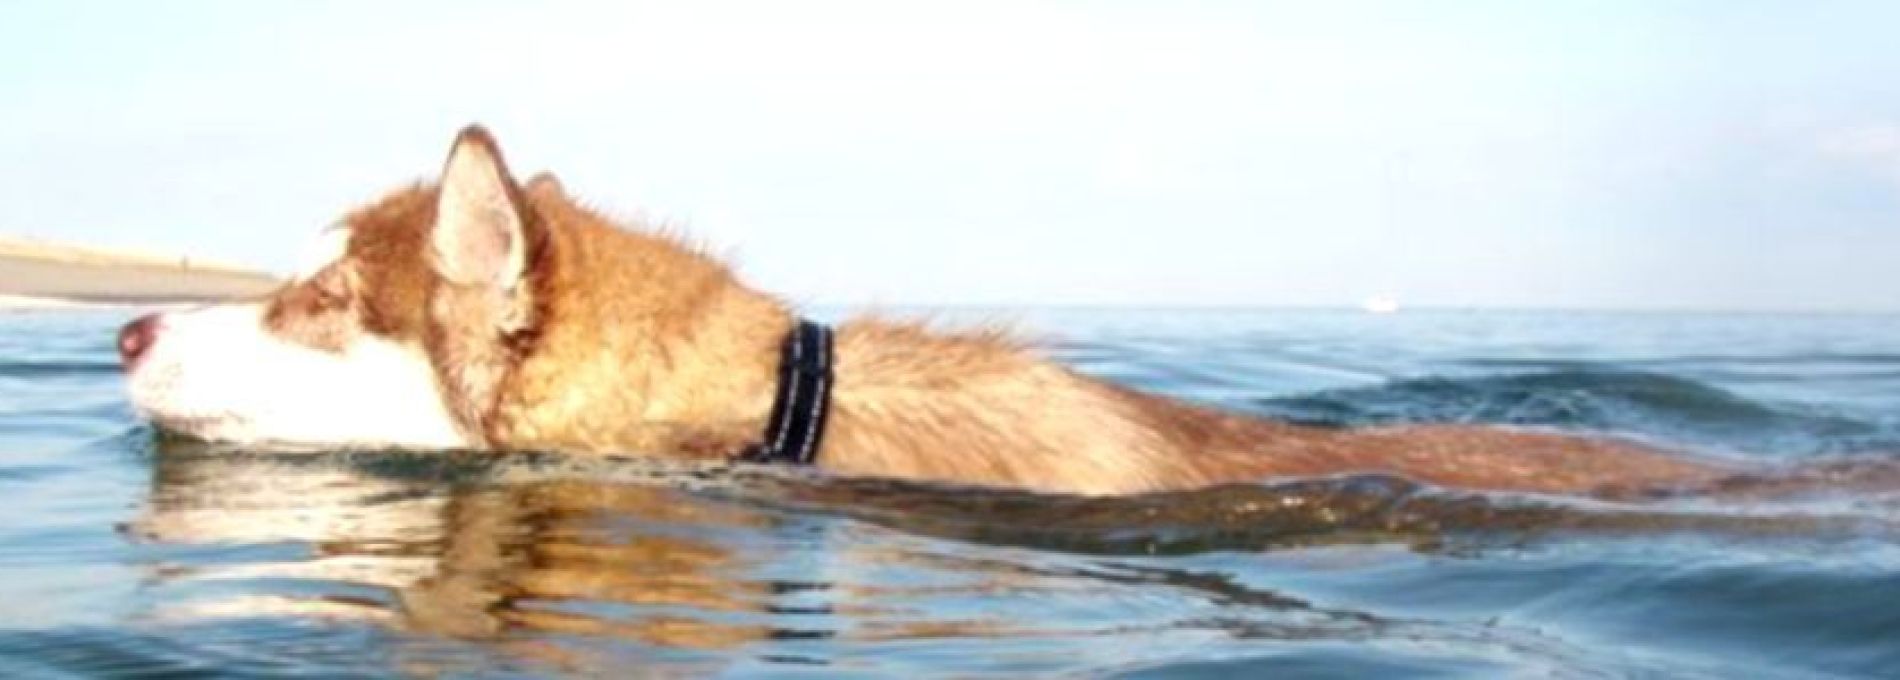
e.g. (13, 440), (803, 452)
(4, 1), (1899, 311)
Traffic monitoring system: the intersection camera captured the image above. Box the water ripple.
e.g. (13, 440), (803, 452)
(7, 310), (1900, 677)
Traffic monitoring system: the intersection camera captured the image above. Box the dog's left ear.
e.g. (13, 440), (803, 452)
(525, 172), (565, 199)
(431, 125), (528, 290)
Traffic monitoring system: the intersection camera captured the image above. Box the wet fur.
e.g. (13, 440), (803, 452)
(248, 126), (1724, 496)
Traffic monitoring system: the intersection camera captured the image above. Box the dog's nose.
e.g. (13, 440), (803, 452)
(118, 313), (162, 370)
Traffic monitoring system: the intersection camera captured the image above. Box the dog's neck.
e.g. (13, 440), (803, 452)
(482, 198), (796, 457)
(473, 194), (1304, 493)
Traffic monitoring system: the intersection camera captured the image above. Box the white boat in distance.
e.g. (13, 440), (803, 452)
(1362, 296), (1401, 314)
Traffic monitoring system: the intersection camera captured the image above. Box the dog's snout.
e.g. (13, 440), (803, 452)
(118, 313), (162, 370)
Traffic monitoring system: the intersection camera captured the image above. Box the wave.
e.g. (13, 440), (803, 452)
(1458, 353), (1900, 368)
(1251, 368), (1896, 456)
(747, 471), (1900, 557)
(0, 358), (123, 379)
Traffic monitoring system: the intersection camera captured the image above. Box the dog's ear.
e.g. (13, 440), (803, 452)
(431, 125), (527, 290)
(525, 172), (565, 199)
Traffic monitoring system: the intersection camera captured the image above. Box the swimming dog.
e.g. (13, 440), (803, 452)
(120, 126), (1723, 496)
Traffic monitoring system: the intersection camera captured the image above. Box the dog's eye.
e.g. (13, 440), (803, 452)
(310, 267), (352, 308)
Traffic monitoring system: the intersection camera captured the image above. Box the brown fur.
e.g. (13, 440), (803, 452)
(261, 261), (355, 352)
(261, 126), (1732, 496)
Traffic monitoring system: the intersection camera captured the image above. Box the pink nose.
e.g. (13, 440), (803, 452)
(118, 313), (162, 370)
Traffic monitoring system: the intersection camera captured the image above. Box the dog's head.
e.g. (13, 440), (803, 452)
(121, 126), (557, 449)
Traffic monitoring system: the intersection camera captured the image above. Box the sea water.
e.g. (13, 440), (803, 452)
(2, 308), (1897, 678)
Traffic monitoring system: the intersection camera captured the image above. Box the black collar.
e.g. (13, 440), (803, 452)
(742, 318), (834, 465)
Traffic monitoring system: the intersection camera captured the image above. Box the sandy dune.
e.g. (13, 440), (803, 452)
(0, 237), (279, 306)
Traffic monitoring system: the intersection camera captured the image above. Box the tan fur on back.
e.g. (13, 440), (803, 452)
(316, 128), (1732, 497)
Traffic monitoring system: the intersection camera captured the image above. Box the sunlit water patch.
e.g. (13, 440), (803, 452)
(3, 309), (1899, 677)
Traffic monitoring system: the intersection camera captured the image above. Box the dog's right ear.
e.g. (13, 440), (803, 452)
(431, 125), (528, 291)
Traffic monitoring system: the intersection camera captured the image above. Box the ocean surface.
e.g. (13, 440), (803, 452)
(3, 308), (1899, 678)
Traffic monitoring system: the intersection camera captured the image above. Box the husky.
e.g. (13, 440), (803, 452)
(120, 126), (1727, 496)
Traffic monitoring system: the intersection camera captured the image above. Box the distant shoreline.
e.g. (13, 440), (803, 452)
(0, 293), (243, 310)
(0, 236), (261, 275)
(0, 294), (148, 311)
(0, 245), (279, 308)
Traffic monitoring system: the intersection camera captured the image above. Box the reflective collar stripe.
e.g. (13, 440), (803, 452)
(745, 319), (833, 465)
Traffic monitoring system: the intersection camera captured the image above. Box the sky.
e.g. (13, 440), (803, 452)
(3, 1), (1899, 311)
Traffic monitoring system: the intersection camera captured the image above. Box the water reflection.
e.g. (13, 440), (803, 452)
(124, 438), (1900, 675)
(130, 444), (824, 652)
(125, 441), (1451, 673)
